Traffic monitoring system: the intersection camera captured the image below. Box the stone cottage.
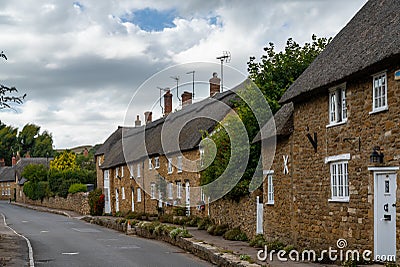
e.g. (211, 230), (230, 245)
(260, 0), (400, 261)
(95, 74), (239, 217)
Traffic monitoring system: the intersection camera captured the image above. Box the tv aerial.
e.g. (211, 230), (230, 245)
(170, 76), (181, 101)
(216, 51), (231, 92)
(186, 71), (195, 99)
(157, 86), (170, 114)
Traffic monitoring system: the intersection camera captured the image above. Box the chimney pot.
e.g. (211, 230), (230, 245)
(12, 156), (16, 166)
(135, 115), (142, 127)
(209, 72), (221, 96)
(0, 158), (5, 167)
(144, 111), (152, 124)
(164, 90), (173, 116)
(181, 91), (193, 107)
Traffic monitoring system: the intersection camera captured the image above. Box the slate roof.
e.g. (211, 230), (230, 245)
(280, 0), (400, 104)
(0, 167), (15, 182)
(253, 102), (294, 142)
(100, 87), (239, 169)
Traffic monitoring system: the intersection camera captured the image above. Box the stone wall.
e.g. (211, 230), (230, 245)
(21, 192), (90, 215)
(209, 193), (260, 239)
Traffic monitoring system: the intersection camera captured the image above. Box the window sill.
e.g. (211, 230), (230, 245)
(328, 198), (349, 203)
(326, 120), (347, 128)
(369, 107), (388, 115)
(177, 170), (182, 173)
(168, 172), (173, 174)
(155, 166), (160, 169)
(266, 202), (274, 205)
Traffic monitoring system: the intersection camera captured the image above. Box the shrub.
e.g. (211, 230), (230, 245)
(197, 217), (212, 230)
(223, 228), (248, 241)
(58, 179), (80, 198)
(266, 239), (285, 251)
(159, 214), (174, 223)
(68, 183), (87, 194)
(88, 188), (104, 216)
(207, 224), (216, 235)
(173, 207), (186, 216)
(169, 228), (192, 239)
(185, 216), (200, 227)
(249, 234), (267, 248)
(23, 181), (50, 200)
(213, 224), (229, 236)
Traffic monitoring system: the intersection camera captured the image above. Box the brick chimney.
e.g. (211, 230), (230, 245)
(0, 158), (5, 167)
(12, 156), (16, 166)
(164, 90), (173, 116)
(181, 91), (193, 107)
(135, 115), (141, 127)
(209, 72), (221, 96)
(144, 111), (152, 124)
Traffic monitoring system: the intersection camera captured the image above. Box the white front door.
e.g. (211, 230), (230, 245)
(115, 188), (120, 213)
(131, 188), (135, 212)
(104, 170), (111, 214)
(374, 172), (397, 261)
(185, 181), (190, 216)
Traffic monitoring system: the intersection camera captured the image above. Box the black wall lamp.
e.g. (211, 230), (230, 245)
(370, 146), (384, 163)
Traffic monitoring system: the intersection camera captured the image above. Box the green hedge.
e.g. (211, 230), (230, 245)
(68, 183), (87, 194)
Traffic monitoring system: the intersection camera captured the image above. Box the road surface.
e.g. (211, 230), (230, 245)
(0, 201), (213, 267)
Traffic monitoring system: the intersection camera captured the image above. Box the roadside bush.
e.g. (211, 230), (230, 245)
(173, 206), (186, 216)
(159, 213), (174, 223)
(207, 224), (216, 235)
(223, 228), (248, 241)
(58, 179), (80, 198)
(213, 224), (229, 236)
(169, 228), (192, 239)
(185, 216), (200, 227)
(249, 234), (267, 248)
(68, 183), (87, 194)
(88, 188), (104, 216)
(23, 181), (50, 200)
(197, 217), (212, 230)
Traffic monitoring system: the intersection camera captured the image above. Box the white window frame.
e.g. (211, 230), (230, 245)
(154, 157), (160, 169)
(167, 183), (173, 199)
(267, 172), (274, 205)
(328, 84), (347, 127)
(201, 188), (205, 202)
(167, 158), (173, 174)
(137, 188), (142, 202)
(121, 187), (125, 200)
(150, 183), (156, 199)
(371, 72), (388, 113)
(98, 157), (102, 166)
(129, 164), (134, 179)
(115, 167), (119, 178)
(137, 163), (141, 177)
(149, 158), (153, 170)
(177, 156), (182, 173)
(176, 181), (182, 199)
(121, 166), (124, 177)
(329, 161), (349, 202)
(199, 148), (205, 167)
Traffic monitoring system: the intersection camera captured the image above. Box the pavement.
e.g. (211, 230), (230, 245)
(4, 202), (383, 267)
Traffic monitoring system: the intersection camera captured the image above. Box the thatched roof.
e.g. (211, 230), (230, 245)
(0, 167), (15, 182)
(253, 102), (294, 142)
(280, 0), (400, 104)
(100, 89), (238, 169)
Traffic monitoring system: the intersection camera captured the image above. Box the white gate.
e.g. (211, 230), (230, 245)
(256, 196), (263, 234)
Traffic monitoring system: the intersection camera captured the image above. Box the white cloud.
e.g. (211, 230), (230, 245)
(0, 0), (367, 148)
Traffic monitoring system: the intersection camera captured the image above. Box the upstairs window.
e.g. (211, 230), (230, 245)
(168, 158), (173, 174)
(121, 187), (125, 200)
(199, 148), (205, 167)
(177, 156), (182, 173)
(121, 166), (124, 177)
(137, 163), (141, 177)
(150, 183), (156, 199)
(129, 164), (134, 179)
(167, 183), (173, 199)
(115, 167), (119, 178)
(267, 173), (274, 205)
(328, 84), (347, 125)
(154, 157), (160, 169)
(137, 188), (142, 202)
(372, 72), (387, 112)
(149, 158), (153, 170)
(176, 181), (182, 199)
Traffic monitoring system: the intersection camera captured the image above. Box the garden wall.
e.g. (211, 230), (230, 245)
(20, 192), (90, 215)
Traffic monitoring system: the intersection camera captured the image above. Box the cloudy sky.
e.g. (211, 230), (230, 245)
(0, 0), (367, 149)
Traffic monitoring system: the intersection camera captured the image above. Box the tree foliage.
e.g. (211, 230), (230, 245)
(21, 164), (48, 183)
(247, 34), (331, 113)
(0, 123), (18, 165)
(0, 51), (26, 110)
(50, 151), (78, 171)
(201, 35), (331, 200)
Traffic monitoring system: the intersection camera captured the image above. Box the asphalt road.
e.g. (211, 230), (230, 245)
(0, 201), (213, 267)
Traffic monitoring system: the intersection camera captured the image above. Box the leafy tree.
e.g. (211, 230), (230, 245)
(201, 35), (331, 200)
(18, 124), (54, 157)
(32, 131), (54, 157)
(19, 124), (40, 156)
(247, 34), (331, 113)
(0, 123), (18, 165)
(50, 151), (78, 171)
(0, 51), (25, 110)
(21, 164), (48, 183)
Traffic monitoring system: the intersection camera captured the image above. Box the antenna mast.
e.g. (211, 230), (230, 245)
(157, 86), (170, 114)
(216, 51), (231, 92)
(186, 71), (195, 99)
(170, 76), (181, 101)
